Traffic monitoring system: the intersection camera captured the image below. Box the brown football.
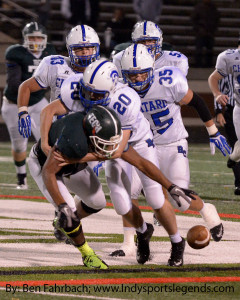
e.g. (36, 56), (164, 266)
(187, 225), (211, 249)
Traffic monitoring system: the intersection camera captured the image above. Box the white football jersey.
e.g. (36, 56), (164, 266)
(60, 74), (151, 143)
(33, 55), (77, 102)
(141, 66), (189, 145)
(113, 49), (189, 77)
(216, 49), (240, 105)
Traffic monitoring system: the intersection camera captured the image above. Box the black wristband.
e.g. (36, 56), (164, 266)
(187, 92), (212, 122)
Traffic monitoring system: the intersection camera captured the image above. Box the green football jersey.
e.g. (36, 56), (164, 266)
(4, 43), (56, 105)
(49, 112), (89, 160)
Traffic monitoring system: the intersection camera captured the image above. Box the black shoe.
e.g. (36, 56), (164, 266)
(153, 214), (162, 226)
(234, 187), (240, 195)
(210, 223), (224, 242)
(167, 238), (185, 267)
(136, 223), (154, 264)
(227, 158), (236, 168)
(16, 173), (28, 190)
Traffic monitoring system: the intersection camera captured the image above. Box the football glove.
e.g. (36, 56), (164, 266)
(168, 184), (198, 208)
(209, 132), (231, 156)
(57, 203), (80, 232)
(18, 111), (31, 138)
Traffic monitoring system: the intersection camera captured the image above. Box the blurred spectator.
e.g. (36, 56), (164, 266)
(104, 8), (134, 56)
(133, 0), (163, 23)
(88, 0), (100, 28)
(191, 0), (219, 68)
(36, 0), (51, 28)
(61, 0), (89, 26)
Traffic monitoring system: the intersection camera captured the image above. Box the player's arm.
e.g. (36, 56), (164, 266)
(42, 146), (65, 206)
(6, 60), (22, 95)
(208, 70), (228, 106)
(180, 89), (231, 156)
(17, 77), (43, 138)
(17, 77), (42, 107)
(41, 99), (69, 156)
(54, 129), (131, 165)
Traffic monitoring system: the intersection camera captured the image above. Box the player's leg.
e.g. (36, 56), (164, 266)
(109, 166), (141, 257)
(157, 139), (223, 241)
(105, 158), (154, 264)
(224, 107), (240, 195)
(1, 97), (28, 189)
(28, 147), (108, 269)
(134, 139), (185, 266)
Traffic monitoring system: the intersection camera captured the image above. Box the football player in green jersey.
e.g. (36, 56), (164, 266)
(1, 22), (56, 189)
(28, 106), (123, 269)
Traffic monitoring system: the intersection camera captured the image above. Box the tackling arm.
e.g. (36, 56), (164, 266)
(40, 99), (68, 156)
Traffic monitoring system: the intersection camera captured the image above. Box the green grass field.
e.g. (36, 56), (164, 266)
(0, 142), (239, 300)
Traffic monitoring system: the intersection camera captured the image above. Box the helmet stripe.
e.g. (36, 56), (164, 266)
(81, 25), (86, 41)
(143, 21), (147, 35)
(89, 60), (108, 84)
(98, 106), (118, 135)
(133, 44), (137, 67)
(34, 22), (38, 30)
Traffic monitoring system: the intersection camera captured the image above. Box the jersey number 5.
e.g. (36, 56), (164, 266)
(151, 108), (173, 135)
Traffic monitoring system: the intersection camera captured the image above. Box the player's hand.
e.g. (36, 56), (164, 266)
(209, 131), (231, 156)
(168, 184), (197, 208)
(57, 203), (80, 232)
(216, 113), (226, 127)
(18, 111), (31, 138)
(215, 94), (229, 106)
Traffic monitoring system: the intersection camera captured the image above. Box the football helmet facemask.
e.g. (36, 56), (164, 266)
(84, 106), (123, 157)
(79, 59), (119, 109)
(66, 25), (100, 69)
(22, 22), (47, 52)
(131, 21), (163, 55)
(121, 44), (154, 95)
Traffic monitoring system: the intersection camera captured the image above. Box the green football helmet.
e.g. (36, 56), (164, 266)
(84, 106), (123, 158)
(22, 22), (47, 52)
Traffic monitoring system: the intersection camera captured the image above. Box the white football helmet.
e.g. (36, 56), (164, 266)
(131, 21), (163, 55)
(121, 44), (154, 95)
(66, 25), (100, 68)
(22, 22), (47, 52)
(79, 58), (119, 109)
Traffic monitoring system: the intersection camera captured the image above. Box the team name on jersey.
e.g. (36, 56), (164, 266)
(233, 65), (240, 72)
(141, 99), (167, 113)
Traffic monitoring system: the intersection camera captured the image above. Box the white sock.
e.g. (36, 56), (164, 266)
(16, 165), (26, 174)
(122, 227), (135, 248)
(169, 232), (182, 243)
(200, 203), (221, 229)
(136, 222), (147, 234)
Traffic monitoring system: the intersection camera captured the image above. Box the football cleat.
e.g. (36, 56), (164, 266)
(136, 223), (154, 264)
(167, 238), (185, 267)
(234, 186), (240, 195)
(82, 249), (109, 269)
(153, 213), (162, 226)
(210, 223), (224, 242)
(16, 174), (28, 190)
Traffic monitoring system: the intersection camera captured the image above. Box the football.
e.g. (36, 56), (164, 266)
(187, 225), (211, 249)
